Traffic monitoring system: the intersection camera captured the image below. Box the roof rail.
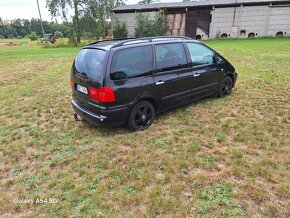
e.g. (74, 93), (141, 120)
(87, 37), (135, 46)
(110, 36), (192, 48)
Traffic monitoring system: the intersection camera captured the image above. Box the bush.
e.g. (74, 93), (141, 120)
(41, 38), (89, 49)
(67, 29), (77, 46)
(54, 31), (63, 38)
(0, 35), (4, 39)
(8, 34), (15, 39)
(17, 36), (23, 39)
(135, 14), (154, 37)
(28, 31), (38, 41)
(113, 20), (128, 39)
(154, 10), (168, 36)
(135, 10), (168, 37)
(82, 32), (95, 40)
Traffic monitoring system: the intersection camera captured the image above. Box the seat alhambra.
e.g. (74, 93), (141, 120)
(71, 37), (237, 130)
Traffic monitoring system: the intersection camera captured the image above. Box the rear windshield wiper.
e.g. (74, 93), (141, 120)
(79, 72), (88, 79)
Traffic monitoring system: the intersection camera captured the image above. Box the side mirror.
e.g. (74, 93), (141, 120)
(215, 55), (225, 64)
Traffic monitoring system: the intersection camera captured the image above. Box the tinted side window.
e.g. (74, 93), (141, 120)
(111, 46), (153, 80)
(187, 43), (215, 66)
(155, 43), (187, 72)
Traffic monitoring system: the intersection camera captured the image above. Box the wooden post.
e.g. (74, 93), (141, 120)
(36, 0), (45, 38)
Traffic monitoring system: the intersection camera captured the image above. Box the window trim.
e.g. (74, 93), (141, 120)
(153, 42), (190, 75)
(109, 44), (154, 81)
(185, 42), (217, 68)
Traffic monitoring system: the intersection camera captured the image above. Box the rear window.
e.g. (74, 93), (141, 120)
(73, 49), (106, 82)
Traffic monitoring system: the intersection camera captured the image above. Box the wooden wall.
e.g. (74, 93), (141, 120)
(166, 13), (186, 36)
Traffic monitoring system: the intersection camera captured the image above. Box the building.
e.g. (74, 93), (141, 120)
(112, 0), (290, 39)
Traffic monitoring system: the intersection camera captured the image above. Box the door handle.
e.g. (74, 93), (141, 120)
(193, 73), (200, 77)
(156, 81), (164, 85)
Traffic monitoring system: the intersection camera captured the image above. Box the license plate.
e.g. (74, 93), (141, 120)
(77, 84), (88, 94)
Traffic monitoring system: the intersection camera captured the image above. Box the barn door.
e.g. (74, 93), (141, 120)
(185, 10), (211, 39)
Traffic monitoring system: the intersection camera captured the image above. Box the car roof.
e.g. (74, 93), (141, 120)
(84, 36), (200, 50)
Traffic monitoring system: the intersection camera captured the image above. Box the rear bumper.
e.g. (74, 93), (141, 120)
(71, 99), (129, 126)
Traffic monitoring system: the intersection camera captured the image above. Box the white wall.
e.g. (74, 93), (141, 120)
(209, 4), (290, 38)
(267, 6), (290, 36)
(113, 4), (290, 39)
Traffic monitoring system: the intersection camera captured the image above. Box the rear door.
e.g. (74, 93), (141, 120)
(186, 42), (224, 97)
(71, 48), (107, 113)
(152, 42), (193, 109)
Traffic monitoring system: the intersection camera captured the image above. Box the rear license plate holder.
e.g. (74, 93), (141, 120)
(76, 84), (88, 94)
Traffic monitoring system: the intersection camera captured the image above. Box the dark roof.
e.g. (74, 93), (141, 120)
(113, 0), (290, 12)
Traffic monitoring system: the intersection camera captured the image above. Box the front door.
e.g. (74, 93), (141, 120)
(152, 42), (193, 109)
(185, 42), (224, 97)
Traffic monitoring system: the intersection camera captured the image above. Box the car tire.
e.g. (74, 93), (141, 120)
(217, 76), (234, 98)
(127, 101), (155, 131)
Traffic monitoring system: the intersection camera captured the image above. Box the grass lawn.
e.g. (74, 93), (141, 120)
(0, 38), (289, 217)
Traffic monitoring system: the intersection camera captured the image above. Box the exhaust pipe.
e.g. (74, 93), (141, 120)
(74, 113), (84, 121)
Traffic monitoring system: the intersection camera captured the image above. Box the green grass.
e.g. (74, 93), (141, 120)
(0, 38), (289, 217)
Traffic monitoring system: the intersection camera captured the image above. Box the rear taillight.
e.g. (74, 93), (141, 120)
(70, 79), (75, 90)
(88, 87), (116, 103)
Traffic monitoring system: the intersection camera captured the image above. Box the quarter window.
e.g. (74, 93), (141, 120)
(111, 46), (153, 80)
(187, 43), (215, 66)
(155, 43), (187, 72)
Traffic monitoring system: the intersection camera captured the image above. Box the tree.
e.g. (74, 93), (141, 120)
(46, 0), (126, 42)
(46, 0), (86, 43)
(46, 0), (120, 42)
(0, 17), (71, 39)
(88, 0), (126, 38)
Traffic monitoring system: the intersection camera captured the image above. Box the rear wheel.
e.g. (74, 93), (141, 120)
(127, 101), (155, 131)
(217, 76), (233, 97)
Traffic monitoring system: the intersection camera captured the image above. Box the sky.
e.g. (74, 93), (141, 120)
(0, 0), (183, 21)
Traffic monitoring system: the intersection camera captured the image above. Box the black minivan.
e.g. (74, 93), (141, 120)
(71, 37), (237, 130)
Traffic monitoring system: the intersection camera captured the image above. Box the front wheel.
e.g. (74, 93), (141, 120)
(217, 76), (233, 98)
(127, 101), (155, 131)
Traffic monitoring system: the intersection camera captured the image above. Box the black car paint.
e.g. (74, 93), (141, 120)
(71, 39), (237, 126)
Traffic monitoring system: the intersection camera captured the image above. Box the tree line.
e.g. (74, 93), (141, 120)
(0, 18), (71, 39)
(46, 0), (125, 43)
(0, 0), (168, 41)
(0, 16), (112, 40)
(0, 0), (125, 41)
